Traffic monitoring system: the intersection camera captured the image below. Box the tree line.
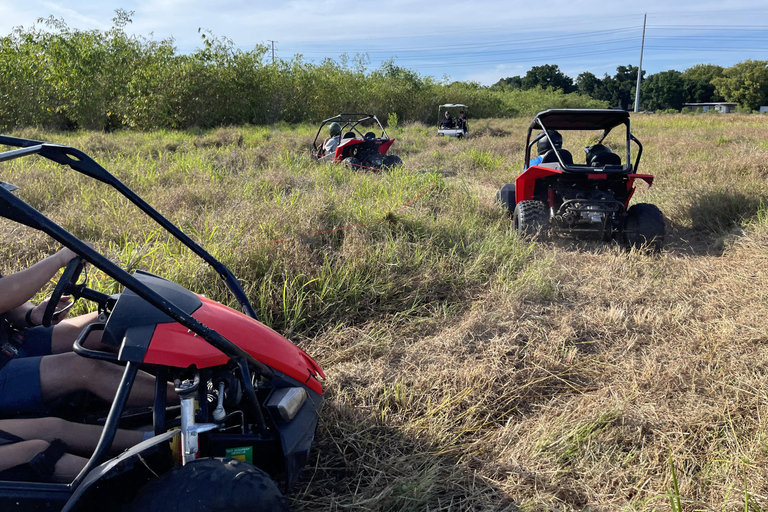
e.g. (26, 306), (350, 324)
(491, 61), (768, 113)
(0, 11), (610, 132)
(1, 10), (765, 133)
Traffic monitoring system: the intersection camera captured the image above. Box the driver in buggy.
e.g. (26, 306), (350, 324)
(0, 247), (177, 481)
(526, 130), (564, 168)
(320, 122), (342, 160)
(456, 111), (468, 134)
(0, 246), (175, 417)
(440, 111), (455, 129)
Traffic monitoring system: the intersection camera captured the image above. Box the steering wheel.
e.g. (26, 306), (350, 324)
(41, 257), (85, 327)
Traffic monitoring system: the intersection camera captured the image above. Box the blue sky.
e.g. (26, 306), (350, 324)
(1, 1), (766, 85)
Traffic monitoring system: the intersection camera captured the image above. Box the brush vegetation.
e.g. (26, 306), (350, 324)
(0, 11), (607, 132)
(1, 114), (768, 511)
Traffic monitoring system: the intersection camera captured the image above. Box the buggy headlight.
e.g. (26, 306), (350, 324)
(267, 387), (307, 421)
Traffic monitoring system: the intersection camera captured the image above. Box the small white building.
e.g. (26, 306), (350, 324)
(684, 102), (738, 113)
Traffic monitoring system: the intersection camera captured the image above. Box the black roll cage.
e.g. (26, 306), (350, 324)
(311, 113), (389, 152)
(0, 135), (276, 375)
(523, 109), (644, 173)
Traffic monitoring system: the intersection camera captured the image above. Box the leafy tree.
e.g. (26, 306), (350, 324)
(582, 65), (643, 109)
(0, 11), (643, 131)
(490, 75), (522, 91)
(611, 65), (643, 110)
(641, 70), (685, 111)
(712, 60), (768, 111)
(682, 64), (724, 103)
(576, 72), (601, 97)
(521, 64), (575, 93)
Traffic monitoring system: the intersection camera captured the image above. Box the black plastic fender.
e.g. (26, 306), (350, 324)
(62, 430), (178, 512)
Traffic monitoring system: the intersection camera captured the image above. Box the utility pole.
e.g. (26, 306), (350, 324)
(634, 14), (646, 113)
(267, 40), (277, 64)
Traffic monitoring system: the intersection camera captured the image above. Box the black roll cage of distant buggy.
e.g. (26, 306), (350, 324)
(0, 135), (276, 488)
(524, 109), (644, 173)
(311, 113), (389, 152)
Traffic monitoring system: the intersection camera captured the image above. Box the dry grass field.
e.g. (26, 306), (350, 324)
(1, 113), (768, 511)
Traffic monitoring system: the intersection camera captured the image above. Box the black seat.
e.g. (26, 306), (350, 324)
(585, 144), (621, 166)
(591, 152), (622, 166)
(342, 132), (356, 139)
(540, 149), (573, 165)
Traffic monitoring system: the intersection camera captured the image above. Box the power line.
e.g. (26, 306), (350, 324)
(276, 26), (767, 64)
(279, 27), (641, 54)
(252, 18), (768, 79)
(371, 48), (641, 70)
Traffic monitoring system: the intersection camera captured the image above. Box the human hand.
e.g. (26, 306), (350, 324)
(55, 247), (79, 267)
(54, 242), (94, 268)
(31, 295), (73, 325)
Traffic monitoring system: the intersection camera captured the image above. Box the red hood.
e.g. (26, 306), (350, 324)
(144, 296), (324, 394)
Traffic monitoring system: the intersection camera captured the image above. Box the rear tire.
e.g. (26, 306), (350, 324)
(623, 203), (665, 252)
(123, 458), (288, 512)
(496, 183), (516, 216)
(382, 154), (402, 169)
(513, 200), (549, 239)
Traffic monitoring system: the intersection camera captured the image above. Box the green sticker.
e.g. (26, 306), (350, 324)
(225, 446), (253, 464)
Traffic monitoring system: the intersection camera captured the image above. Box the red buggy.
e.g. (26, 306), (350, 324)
(497, 109), (665, 251)
(312, 113), (402, 170)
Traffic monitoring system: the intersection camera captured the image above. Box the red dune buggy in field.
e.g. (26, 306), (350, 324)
(311, 113), (402, 170)
(497, 109), (665, 251)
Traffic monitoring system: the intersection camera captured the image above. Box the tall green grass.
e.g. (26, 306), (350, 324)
(0, 126), (540, 341)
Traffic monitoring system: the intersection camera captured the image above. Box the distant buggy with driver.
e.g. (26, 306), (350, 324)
(437, 104), (469, 139)
(496, 109), (665, 251)
(311, 113), (402, 170)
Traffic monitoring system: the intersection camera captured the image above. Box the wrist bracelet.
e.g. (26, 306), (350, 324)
(25, 308), (36, 327)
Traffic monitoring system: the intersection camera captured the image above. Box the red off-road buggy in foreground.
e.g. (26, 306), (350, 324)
(311, 113), (402, 170)
(0, 135), (325, 511)
(497, 109), (665, 251)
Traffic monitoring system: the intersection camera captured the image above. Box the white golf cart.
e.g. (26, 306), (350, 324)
(437, 104), (469, 138)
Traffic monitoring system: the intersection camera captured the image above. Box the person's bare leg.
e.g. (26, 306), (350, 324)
(51, 453), (89, 483)
(0, 440), (87, 483)
(0, 417), (144, 455)
(0, 440), (50, 472)
(39, 352), (177, 407)
(50, 312), (112, 353)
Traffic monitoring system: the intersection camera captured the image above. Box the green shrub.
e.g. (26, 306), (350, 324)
(0, 11), (609, 131)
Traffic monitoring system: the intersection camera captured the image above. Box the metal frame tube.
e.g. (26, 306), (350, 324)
(72, 362), (139, 487)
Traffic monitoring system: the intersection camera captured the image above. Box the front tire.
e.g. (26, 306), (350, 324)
(513, 200), (549, 239)
(623, 203), (665, 252)
(123, 458), (288, 512)
(343, 157), (362, 170)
